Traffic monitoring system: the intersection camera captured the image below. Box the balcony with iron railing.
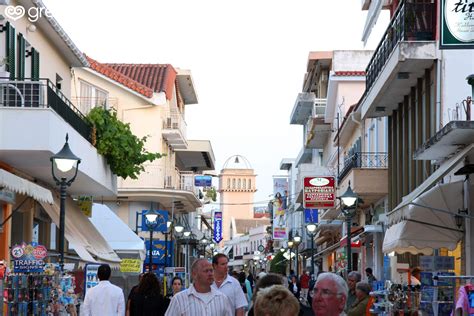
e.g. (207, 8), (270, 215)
(162, 110), (188, 149)
(0, 78), (116, 196)
(365, 1), (435, 94)
(0, 78), (93, 143)
(337, 152), (389, 205)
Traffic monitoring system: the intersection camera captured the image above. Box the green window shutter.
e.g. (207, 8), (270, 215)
(31, 48), (40, 81)
(17, 33), (25, 80)
(5, 21), (16, 80)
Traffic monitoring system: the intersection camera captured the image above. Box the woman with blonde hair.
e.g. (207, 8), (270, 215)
(254, 284), (300, 316)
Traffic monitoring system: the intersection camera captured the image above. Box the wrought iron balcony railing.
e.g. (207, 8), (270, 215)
(0, 78), (93, 144)
(338, 152), (388, 183)
(365, 0), (435, 93)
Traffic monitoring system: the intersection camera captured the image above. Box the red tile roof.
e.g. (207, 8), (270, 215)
(105, 63), (177, 100)
(334, 71), (366, 76)
(86, 56), (154, 98)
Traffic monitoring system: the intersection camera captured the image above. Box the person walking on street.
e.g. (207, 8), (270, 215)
(130, 273), (169, 316)
(365, 268), (376, 284)
(81, 264), (125, 316)
(166, 276), (183, 299)
(211, 254), (248, 316)
(300, 270), (311, 305)
(345, 271), (361, 313)
(288, 275), (301, 299)
(165, 259), (232, 316)
(312, 272), (348, 316)
(347, 282), (372, 316)
(126, 273), (144, 316)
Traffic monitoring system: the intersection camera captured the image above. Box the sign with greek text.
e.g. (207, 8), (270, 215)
(213, 211), (223, 243)
(440, 0), (474, 49)
(120, 258), (142, 273)
(303, 176), (336, 209)
(11, 242), (47, 273)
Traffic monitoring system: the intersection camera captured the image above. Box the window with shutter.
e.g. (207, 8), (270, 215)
(17, 33), (25, 80)
(6, 22), (15, 80)
(31, 48), (40, 81)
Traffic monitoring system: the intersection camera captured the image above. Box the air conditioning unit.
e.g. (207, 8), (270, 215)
(0, 81), (44, 107)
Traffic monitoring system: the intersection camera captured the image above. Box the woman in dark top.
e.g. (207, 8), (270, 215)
(131, 273), (169, 316)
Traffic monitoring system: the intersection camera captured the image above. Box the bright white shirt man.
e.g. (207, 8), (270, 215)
(81, 264), (125, 316)
(211, 254), (247, 316)
(165, 258), (232, 316)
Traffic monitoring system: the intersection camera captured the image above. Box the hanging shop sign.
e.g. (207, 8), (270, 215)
(145, 240), (173, 265)
(440, 0), (474, 49)
(11, 242), (47, 273)
(140, 210), (168, 232)
(77, 196), (93, 217)
(303, 176), (336, 209)
(194, 175), (212, 187)
(213, 211), (223, 243)
(304, 209), (319, 223)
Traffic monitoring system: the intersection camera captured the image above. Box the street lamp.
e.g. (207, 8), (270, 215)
(306, 223), (317, 276)
(145, 207), (160, 272)
(50, 134), (81, 272)
(339, 181), (359, 273)
(163, 220), (173, 270)
(293, 232), (302, 276)
(287, 240), (294, 273)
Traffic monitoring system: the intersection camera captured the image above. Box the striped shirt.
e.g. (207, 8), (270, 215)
(164, 284), (233, 316)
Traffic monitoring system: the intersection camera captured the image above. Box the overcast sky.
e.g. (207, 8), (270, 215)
(43, 0), (389, 205)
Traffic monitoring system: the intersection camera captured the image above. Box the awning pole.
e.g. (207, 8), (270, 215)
(409, 202), (474, 219)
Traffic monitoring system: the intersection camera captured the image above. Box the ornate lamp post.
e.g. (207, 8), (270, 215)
(287, 240), (294, 273)
(339, 182), (359, 273)
(306, 223), (317, 276)
(293, 232), (302, 276)
(145, 207), (161, 272)
(50, 134), (81, 272)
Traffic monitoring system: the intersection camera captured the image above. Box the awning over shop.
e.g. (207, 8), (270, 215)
(383, 181), (464, 255)
(0, 169), (53, 204)
(90, 204), (146, 261)
(382, 144), (473, 255)
(39, 194), (121, 267)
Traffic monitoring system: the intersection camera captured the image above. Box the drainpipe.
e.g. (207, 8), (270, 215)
(465, 74), (474, 275)
(436, 56), (442, 130)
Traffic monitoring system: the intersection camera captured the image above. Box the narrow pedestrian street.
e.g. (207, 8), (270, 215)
(0, 0), (473, 315)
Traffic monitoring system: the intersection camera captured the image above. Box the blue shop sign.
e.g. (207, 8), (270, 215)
(145, 240), (173, 265)
(195, 175), (212, 187)
(304, 209), (318, 223)
(140, 210), (168, 232)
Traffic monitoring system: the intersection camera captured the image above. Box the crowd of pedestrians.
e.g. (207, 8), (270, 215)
(82, 258), (379, 316)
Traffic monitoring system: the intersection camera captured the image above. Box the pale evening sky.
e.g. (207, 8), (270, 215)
(42, 0), (390, 205)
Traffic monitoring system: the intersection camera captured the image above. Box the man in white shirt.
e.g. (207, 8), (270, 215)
(81, 264), (125, 316)
(211, 254), (247, 316)
(165, 258), (232, 316)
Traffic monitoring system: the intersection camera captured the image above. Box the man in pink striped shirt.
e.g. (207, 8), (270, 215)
(165, 259), (233, 316)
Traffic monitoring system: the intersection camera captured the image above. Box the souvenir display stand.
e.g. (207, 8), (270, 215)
(6, 243), (78, 316)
